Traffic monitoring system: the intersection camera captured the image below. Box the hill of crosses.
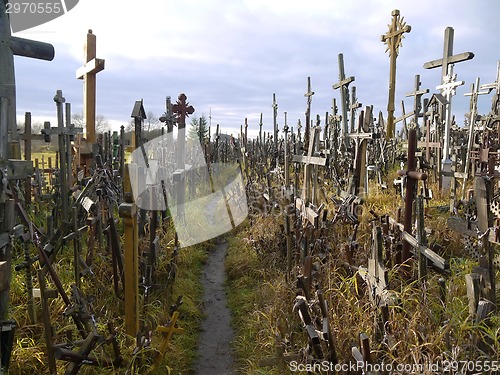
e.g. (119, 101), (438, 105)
(0, 6), (499, 375)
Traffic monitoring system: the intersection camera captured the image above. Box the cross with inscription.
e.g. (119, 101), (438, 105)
(332, 53), (354, 145)
(381, 9), (411, 140)
(76, 30), (105, 144)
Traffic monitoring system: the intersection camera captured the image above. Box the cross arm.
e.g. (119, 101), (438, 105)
(10, 36), (54, 61)
(423, 52), (474, 69)
(332, 76), (355, 90)
(76, 58), (105, 79)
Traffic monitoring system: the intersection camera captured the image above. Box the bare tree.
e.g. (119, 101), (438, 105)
(145, 110), (160, 133)
(72, 113), (111, 134)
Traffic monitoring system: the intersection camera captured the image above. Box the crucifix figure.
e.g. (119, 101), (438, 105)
(332, 53), (354, 145)
(76, 30), (105, 144)
(304, 77), (314, 147)
(381, 9), (411, 140)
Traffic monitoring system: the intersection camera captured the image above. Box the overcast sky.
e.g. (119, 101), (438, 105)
(12, 0), (500, 138)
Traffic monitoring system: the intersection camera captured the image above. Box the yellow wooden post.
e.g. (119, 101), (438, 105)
(154, 311), (184, 367)
(119, 164), (139, 336)
(381, 9), (411, 140)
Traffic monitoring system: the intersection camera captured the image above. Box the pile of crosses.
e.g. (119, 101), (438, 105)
(1, 4), (500, 373)
(236, 9), (500, 371)
(0, 9), (200, 374)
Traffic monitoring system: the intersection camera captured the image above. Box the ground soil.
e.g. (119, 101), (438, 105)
(193, 240), (235, 375)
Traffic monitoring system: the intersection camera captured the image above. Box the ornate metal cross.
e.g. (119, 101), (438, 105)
(381, 9), (411, 140)
(172, 93), (195, 129)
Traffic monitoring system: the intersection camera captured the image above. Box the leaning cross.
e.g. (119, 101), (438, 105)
(0, 0), (54, 161)
(332, 53), (354, 145)
(381, 9), (411, 140)
(76, 30), (105, 144)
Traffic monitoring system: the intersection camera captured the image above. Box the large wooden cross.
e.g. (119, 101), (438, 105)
(76, 30), (105, 144)
(349, 86), (362, 133)
(0, 1), (54, 161)
(381, 9), (411, 140)
(332, 53), (354, 144)
(293, 127), (326, 206)
(423, 26), (474, 163)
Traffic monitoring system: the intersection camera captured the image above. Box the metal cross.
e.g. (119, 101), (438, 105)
(172, 93), (195, 129)
(332, 53), (354, 145)
(381, 9), (411, 140)
(76, 30), (105, 144)
(436, 68), (464, 162)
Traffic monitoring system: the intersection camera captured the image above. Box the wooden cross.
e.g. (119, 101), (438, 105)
(405, 74), (429, 131)
(332, 53), (354, 144)
(424, 26), (473, 165)
(349, 86), (362, 133)
(480, 60), (500, 95)
(304, 77), (314, 147)
(0, 0), (54, 162)
(272, 93), (278, 153)
(381, 9), (411, 140)
(76, 30), (105, 144)
(423, 27), (474, 85)
(463, 78), (490, 182)
(292, 127), (326, 206)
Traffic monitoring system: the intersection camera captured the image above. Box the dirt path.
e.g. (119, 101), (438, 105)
(193, 240), (235, 375)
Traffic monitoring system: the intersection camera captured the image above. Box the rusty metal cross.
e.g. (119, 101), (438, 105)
(381, 9), (411, 140)
(172, 93), (195, 129)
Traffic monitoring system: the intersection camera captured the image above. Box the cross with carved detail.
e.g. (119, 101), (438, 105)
(172, 93), (195, 129)
(76, 30), (105, 144)
(381, 9), (411, 140)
